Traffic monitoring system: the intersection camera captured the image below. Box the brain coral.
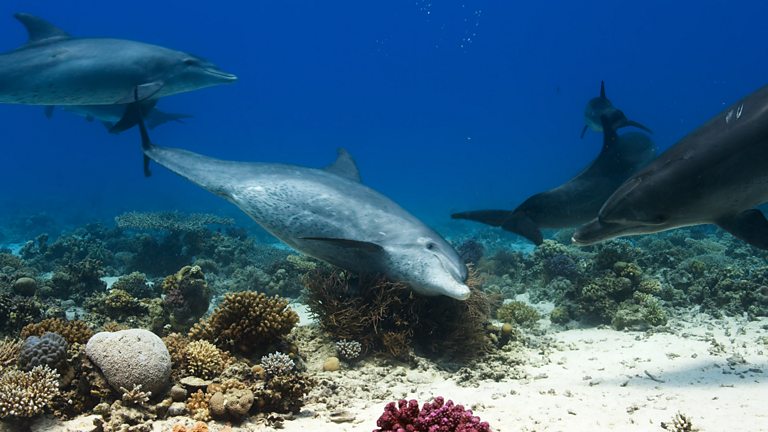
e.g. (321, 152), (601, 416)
(189, 291), (298, 355)
(18, 332), (68, 371)
(0, 365), (60, 419)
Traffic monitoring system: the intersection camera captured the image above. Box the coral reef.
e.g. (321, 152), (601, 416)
(0, 365), (61, 419)
(253, 372), (314, 414)
(18, 332), (68, 371)
(115, 211), (234, 232)
(111, 271), (157, 298)
(374, 396), (492, 432)
(457, 240), (485, 265)
(496, 301), (540, 327)
(49, 258), (106, 299)
(163, 265), (211, 331)
(0, 293), (43, 333)
(20, 318), (94, 345)
(189, 291), (298, 356)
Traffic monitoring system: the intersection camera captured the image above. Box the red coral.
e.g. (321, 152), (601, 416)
(374, 397), (491, 432)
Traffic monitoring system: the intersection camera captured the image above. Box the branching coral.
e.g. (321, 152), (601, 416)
(189, 291), (298, 355)
(0, 338), (22, 374)
(0, 365), (61, 419)
(20, 318), (94, 345)
(183, 340), (227, 379)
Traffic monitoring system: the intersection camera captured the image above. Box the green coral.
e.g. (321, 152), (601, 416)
(496, 301), (540, 327)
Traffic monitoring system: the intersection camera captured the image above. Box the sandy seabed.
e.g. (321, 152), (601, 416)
(18, 312), (768, 432)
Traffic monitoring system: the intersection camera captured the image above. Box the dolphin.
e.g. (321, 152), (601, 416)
(0, 13), (235, 125)
(581, 81), (652, 138)
(44, 103), (192, 132)
(452, 110), (656, 245)
(573, 84), (768, 249)
(136, 122), (471, 300)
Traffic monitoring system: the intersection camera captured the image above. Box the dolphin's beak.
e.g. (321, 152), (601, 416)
(572, 217), (635, 245)
(444, 280), (471, 301)
(207, 68), (238, 83)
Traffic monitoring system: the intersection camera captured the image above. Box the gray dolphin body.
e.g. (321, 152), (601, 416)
(581, 81), (652, 138)
(139, 129), (471, 300)
(0, 13), (236, 106)
(573, 84), (768, 249)
(452, 111), (656, 245)
(44, 103), (191, 131)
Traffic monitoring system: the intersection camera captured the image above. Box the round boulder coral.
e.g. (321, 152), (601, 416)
(85, 328), (171, 396)
(18, 332), (67, 372)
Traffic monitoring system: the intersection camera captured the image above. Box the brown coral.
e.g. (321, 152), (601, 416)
(189, 291), (298, 355)
(186, 390), (212, 422)
(0, 338), (22, 373)
(20, 318), (94, 345)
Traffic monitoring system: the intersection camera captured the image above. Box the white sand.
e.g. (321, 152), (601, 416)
(26, 313), (768, 432)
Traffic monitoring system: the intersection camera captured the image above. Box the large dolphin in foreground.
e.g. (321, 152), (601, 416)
(573, 84), (768, 249)
(0, 13), (235, 115)
(452, 111), (656, 245)
(137, 124), (471, 300)
(581, 81), (652, 138)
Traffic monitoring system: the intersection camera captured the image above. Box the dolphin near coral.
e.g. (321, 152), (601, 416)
(452, 110), (656, 245)
(573, 84), (768, 249)
(136, 121), (471, 300)
(581, 81), (652, 138)
(0, 13), (236, 130)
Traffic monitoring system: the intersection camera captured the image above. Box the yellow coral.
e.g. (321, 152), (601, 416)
(184, 340), (226, 379)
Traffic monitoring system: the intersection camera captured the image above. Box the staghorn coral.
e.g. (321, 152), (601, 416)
(18, 332), (68, 372)
(189, 291), (298, 356)
(163, 265), (211, 331)
(20, 318), (94, 345)
(120, 384), (151, 406)
(183, 340), (226, 380)
(0, 365), (61, 419)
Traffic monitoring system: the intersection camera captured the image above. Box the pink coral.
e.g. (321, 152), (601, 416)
(374, 397), (491, 432)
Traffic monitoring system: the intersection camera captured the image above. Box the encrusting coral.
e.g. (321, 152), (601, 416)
(0, 365), (61, 419)
(189, 291), (298, 356)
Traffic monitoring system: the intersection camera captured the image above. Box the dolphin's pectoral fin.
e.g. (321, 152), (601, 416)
(43, 106), (55, 119)
(14, 13), (70, 46)
(623, 119), (653, 134)
(117, 81), (164, 104)
(716, 209), (768, 250)
(324, 148), (361, 182)
(580, 124), (589, 139)
(299, 237), (384, 253)
(110, 100), (158, 134)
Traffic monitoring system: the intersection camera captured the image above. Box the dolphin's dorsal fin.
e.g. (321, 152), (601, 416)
(599, 80), (606, 99)
(325, 148), (361, 182)
(14, 13), (70, 45)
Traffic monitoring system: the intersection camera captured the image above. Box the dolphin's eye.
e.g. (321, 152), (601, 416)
(183, 58), (199, 66)
(426, 242), (436, 251)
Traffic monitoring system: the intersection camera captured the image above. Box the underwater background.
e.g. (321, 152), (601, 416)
(2, 0), (768, 239)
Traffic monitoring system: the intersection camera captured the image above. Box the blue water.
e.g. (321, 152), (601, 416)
(1, 0), (767, 237)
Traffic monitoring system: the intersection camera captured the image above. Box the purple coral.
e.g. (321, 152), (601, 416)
(374, 397), (491, 432)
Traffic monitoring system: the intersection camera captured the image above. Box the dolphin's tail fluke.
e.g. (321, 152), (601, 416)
(451, 210), (544, 245)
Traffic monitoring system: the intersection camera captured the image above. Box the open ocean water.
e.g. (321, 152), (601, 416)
(0, 1), (767, 431)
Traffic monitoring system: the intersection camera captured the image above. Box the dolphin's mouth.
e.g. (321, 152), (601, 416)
(206, 68), (238, 82)
(572, 217), (664, 245)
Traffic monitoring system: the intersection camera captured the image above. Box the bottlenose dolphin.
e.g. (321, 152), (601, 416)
(0, 13), (236, 109)
(44, 103), (191, 132)
(581, 81), (652, 138)
(573, 84), (768, 249)
(452, 111), (656, 245)
(136, 123), (471, 300)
